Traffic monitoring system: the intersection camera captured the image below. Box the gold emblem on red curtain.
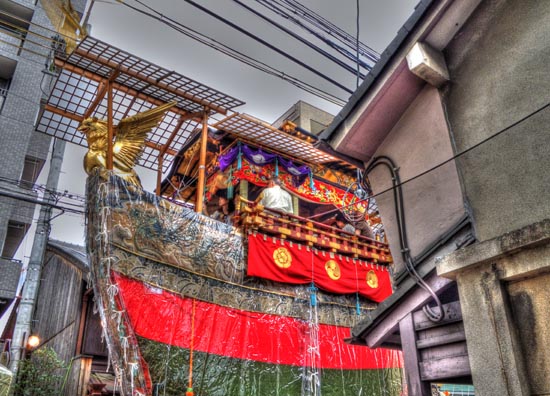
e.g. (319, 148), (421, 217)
(366, 270), (379, 288)
(273, 247), (292, 268)
(325, 260), (341, 280)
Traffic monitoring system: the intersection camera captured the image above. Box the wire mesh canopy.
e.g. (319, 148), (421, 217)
(213, 113), (338, 164)
(36, 35), (245, 171)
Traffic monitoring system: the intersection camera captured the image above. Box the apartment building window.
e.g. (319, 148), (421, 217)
(1, 220), (30, 259)
(0, 0), (33, 56)
(0, 77), (10, 114)
(20, 155), (44, 189)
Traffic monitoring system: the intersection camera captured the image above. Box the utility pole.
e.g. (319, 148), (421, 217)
(9, 138), (66, 375)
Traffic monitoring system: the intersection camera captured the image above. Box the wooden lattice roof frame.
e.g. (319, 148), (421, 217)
(213, 113), (338, 165)
(36, 35), (245, 174)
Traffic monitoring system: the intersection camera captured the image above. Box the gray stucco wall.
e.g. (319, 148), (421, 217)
(443, 0), (550, 242)
(368, 86), (465, 275)
(508, 272), (550, 395)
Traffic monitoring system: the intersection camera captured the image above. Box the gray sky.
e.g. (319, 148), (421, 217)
(44, 0), (418, 246)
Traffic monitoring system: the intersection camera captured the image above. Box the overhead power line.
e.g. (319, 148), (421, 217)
(281, 0), (379, 62)
(255, 0), (378, 69)
(118, 0), (347, 106)
(355, 0), (360, 88)
(230, 0), (365, 79)
(179, 0), (354, 94)
(310, 100), (550, 219)
(0, 189), (84, 215)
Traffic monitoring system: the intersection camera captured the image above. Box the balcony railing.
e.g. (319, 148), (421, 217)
(0, 25), (24, 57)
(237, 199), (392, 264)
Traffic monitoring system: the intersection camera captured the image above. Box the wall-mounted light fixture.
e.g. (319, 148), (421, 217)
(26, 335), (40, 351)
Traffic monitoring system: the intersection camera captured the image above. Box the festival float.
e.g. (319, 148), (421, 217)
(37, 36), (403, 395)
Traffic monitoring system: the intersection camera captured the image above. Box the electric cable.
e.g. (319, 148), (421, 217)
(230, 0), (365, 79)
(276, 0), (379, 62)
(0, 175), (86, 203)
(310, 100), (550, 220)
(0, 8), (80, 48)
(355, 0), (360, 88)
(365, 156), (444, 322)
(0, 190), (84, 215)
(117, 0), (347, 106)
(178, 0), (354, 94)
(255, 0), (376, 70)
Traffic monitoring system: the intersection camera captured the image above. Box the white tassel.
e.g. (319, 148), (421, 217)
(129, 361), (138, 394)
(107, 283), (119, 299)
(121, 336), (129, 363)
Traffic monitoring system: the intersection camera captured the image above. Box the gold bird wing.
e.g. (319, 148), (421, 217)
(113, 101), (176, 172)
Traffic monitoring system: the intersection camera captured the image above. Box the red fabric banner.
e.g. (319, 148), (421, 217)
(232, 160), (368, 212)
(247, 234), (392, 303)
(114, 272), (402, 370)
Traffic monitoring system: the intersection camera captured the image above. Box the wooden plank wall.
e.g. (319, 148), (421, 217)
(63, 355), (92, 396)
(400, 301), (472, 395)
(32, 251), (85, 364)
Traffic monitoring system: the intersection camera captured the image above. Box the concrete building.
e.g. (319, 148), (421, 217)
(321, 0), (549, 395)
(0, 0), (86, 318)
(272, 100), (335, 136)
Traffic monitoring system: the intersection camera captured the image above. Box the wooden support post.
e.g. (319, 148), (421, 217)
(292, 195), (299, 216)
(106, 81), (114, 171)
(240, 180), (248, 199)
(156, 154), (163, 195)
(399, 313), (431, 396)
(63, 355), (92, 396)
(195, 109), (209, 213)
(83, 70), (120, 120)
(75, 289), (92, 355)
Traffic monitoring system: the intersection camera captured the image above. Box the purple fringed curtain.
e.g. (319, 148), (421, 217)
(218, 145), (240, 171)
(218, 143), (311, 186)
(279, 157), (310, 186)
(242, 145), (277, 166)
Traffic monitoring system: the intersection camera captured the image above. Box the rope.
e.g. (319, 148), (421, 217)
(186, 298), (197, 396)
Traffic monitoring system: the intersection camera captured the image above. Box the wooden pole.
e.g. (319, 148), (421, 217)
(156, 153), (163, 195)
(106, 80), (113, 170)
(195, 109), (209, 213)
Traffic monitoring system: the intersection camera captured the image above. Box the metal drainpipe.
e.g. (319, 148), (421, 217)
(9, 138), (66, 376)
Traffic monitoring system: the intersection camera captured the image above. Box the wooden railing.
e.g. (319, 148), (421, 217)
(236, 198), (392, 265)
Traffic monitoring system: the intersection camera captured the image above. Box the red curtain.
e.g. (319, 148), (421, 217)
(114, 273), (401, 370)
(247, 234), (392, 303)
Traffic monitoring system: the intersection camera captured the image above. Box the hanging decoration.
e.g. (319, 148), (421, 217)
(247, 234), (392, 302)
(226, 166), (234, 199)
(215, 143), (368, 213)
(218, 143), (310, 185)
(230, 159), (368, 211)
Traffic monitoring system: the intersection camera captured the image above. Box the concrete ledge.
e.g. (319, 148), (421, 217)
(437, 219), (550, 279)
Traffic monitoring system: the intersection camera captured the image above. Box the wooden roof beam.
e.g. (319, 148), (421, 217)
(54, 59), (192, 119)
(71, 49), (229, 115)
(82, 70), (120, 119)
(159, 112), (201, 157)
(45, 104), (83, 122)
